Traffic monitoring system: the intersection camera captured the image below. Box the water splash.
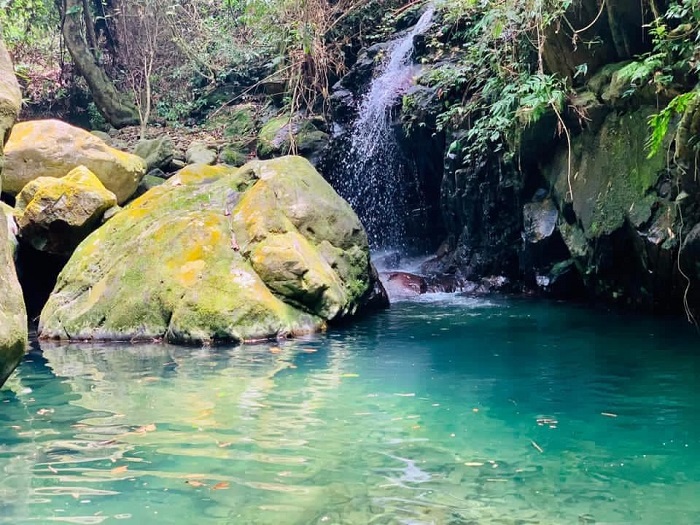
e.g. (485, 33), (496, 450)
(335, 7), (435, 250)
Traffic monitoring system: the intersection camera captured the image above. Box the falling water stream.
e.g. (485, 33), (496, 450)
(334, 7), (435, 250)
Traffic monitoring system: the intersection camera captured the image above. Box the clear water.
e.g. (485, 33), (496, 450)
(1, 296), (699, 524)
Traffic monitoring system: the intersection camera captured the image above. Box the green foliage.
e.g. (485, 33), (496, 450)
(615, 0), (700, 99)
(646, 91), (697, 158)
(414, 0), (571, 160)
(615, 55), (666, 96)
(86, 102), (108, 131)
(0, 0), (58, 50)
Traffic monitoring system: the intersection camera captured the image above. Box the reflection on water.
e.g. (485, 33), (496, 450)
(1, 296), (699, 524)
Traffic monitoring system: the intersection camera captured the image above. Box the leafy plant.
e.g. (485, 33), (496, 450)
(646, 90), (697, 158)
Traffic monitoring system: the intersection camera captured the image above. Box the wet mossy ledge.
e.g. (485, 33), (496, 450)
(39, 157), (388, 345)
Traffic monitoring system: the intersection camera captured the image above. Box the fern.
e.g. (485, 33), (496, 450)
(646, 91), (698, 158)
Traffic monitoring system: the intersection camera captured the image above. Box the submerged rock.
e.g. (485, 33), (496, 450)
(40, 156), (386, 344)
(3, 119), (146, 204)
(15, 166), (118, 255)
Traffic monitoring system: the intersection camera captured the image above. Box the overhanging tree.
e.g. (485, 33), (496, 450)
(59, 0), (139, 128)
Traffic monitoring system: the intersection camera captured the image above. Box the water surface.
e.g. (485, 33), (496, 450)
(1, 296), (699, 524)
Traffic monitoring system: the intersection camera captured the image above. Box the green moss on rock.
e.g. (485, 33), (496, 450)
(0, 206), (27, 386)
(546, 108), (666, 239)
(40, 156), (381, 344)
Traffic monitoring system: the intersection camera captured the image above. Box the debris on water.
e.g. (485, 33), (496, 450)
(601, 412), (618, 418)
(531, 440), (544, 453)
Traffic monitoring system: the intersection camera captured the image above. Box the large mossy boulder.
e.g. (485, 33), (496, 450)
(0, 34), (27, 387)
(3, 119), (146, 203)
(0, 36), (21, 170)
(15, 166), (118, 255)
(40, 156), (386, 344)
(0, 206), (26, 385)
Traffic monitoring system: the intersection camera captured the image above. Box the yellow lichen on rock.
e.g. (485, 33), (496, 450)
(4, 120), (146, 203)
(39, 157), (384, 345)
(15, 165), (118, 254)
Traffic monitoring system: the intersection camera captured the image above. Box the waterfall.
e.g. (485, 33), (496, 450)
(334, 7), (435, 250)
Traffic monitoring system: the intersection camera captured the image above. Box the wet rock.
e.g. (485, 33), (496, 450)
(523, 197), (558, 243)
(535, 260), (586, 299)
(382, 271), (428, 299)
(373, 251), (402, 270)
(543, 107), (676, 309)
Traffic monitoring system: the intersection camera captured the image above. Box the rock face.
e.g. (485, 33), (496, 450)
(3, 120), (146, 203)
(15, 166), (118, 255)
(542, 108), (682, 309)
(0, 34), (27, 387)
(40, 156), (386, 344)
(0, 206), (26, 385)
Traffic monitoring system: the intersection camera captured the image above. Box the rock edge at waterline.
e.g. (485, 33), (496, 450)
(39, 156), (388, 345)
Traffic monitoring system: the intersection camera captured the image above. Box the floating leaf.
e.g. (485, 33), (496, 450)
(136, 423), (157, 433)
(186, 480), (206, 487)
(111, 465), (128, 475)
(270, 347), (282, 354)
(212, 482), (230, 490)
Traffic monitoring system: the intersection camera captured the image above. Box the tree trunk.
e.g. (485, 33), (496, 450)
(61, 0), (139, 128)
(82, 0), (98, 53)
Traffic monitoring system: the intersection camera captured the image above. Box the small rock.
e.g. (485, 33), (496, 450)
(185, 141), (217, 165)
(168, 159), (187, 172)
(132, 174), (166, 199)
(90, 130), (111, 142)
(134, 136), (174, 171)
